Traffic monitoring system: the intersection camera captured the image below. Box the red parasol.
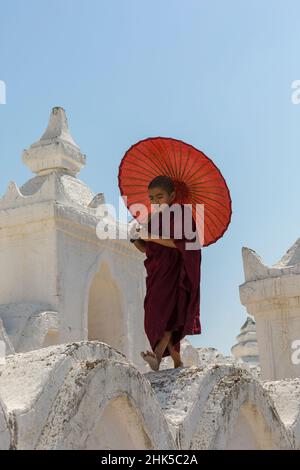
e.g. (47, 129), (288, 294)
(118, 136), (232, 247)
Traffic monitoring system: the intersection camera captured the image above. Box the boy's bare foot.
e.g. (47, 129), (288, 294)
(140, 350), (161, 371)
(174, 361), (184, 368)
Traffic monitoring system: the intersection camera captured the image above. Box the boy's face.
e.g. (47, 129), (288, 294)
(148, 186), (175, 210)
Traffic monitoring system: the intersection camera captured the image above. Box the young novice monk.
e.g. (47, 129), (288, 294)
(131, 175), (202, 371)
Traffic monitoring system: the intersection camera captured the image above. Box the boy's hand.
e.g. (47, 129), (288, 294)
(128, 219), (141, 240)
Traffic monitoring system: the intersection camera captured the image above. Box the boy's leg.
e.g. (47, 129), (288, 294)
(167, 340), (184, 368)
(141, 330), (172, 371)
(153, 330), (172, 364)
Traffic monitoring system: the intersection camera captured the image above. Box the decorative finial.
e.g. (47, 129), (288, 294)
(22, 107), (86, 176)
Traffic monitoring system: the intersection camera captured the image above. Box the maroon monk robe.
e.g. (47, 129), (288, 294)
(143, 203), (202, 358)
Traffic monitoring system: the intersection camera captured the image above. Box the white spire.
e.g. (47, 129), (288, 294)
(231, 316), (259, 365)
(40, 106), (79, 147)
(22, 106), (86, 176)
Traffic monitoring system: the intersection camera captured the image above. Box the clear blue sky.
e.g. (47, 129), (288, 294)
(1, 0), (300, 355)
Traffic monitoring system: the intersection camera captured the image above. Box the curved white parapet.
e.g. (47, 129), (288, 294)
(263, 378), (300, 449)
(17, 310), (60, 352)
(0, 303), (59, 353)
(0, 171), (97, 212)
(36, 359), (174, 450)
(0, 340), (299, 449)
(145, 362), (293, 450)
(0, 341), (175, 450)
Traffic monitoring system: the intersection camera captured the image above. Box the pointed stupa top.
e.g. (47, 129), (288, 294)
(231, 316), (259, 365)
(240, 316), (256, 331)
(22, 107), (86, 176)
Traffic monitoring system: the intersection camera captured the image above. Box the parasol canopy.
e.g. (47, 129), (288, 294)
(118, 136), (232, 247)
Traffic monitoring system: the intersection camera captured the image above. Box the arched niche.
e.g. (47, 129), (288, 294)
(83, 395), (153, 450)
(226, 401), (276, 450)
(87, 261), (124, 353)
(42, 330), (60, 348)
